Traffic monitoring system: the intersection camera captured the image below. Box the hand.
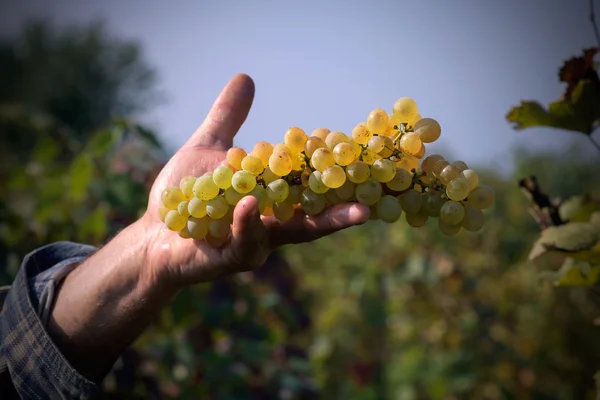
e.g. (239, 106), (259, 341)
(142, 74), (370, 288)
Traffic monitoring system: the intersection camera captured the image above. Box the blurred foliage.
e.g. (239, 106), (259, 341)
(2, 19), (600, 400)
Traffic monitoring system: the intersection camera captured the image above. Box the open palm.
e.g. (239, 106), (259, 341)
(142, 74), (370, 288)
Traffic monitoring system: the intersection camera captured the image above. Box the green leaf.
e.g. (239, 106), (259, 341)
(528, 222), (599, 260)
(69, 154), (93, 201)
(538, 258), (600, 286)
(87, 127), (122, 156)
(80, 206), (108, 243)
(559, 195), (600, 223)
(506, 80), (600, 135)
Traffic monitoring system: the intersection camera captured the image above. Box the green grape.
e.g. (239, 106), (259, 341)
(414, 118), (441, 143)
(187, 216), (209, 239)
(251, 141), (274, 168)
(284, 127), (308, 153)
(206, 196), (229, 219)
(248, 185), (268, 213)
(308, 171), (329, 194)
(241, 155), (265, 175)
(460, 169), (479, 190)
(378, 135), (394, 158)
(212, 166), (234, 189)
(178, 201), (191, 218)
(269, 150), (293, 177)
(162, 186), (186, 209)
(376, 195), (403, 223)
(209, 218), (231, 238)
(333, 142), (356, 166)
(367, 135), (384, 153)
(223, 206), (235, 224)
(405, 209), (429, 227)
(367, 108), (389, 133)
(355, 178), (382, 206)
(224, 187), (245, 205)
(439, 219), (461, 236)
(467, 185), (495, 209)
(311, 148), (335, 172)
(179, 176), (196, 199)
(346, 160), (370, 183)
(335, 179), (356, 200)
(386, 168), (412, 191)
(325, 188), (344, 205)
(423, 191), (445, 217)
(231, 170), (257, 194)
(300, 188), (326, 215)
(321, 165), (346, 189)
(393, 97), (418, 122)
(451, 160), (468, 173)
(440, 200), (465, 225)
(462, 204), (484, 232)
(273, 202), (295, 222)
(398, 190), (422, 214)
(226, 146), (247, 170)
(446, 177), (470, 201)
(262, 167), (279, 185)
(305, 137), (326, 158)
(351, 122), (371, 145)
(421, 154), (444, 174)
(286, 185), (302, 204)
(165, 209), (188, 231)
(439, 165), (460, 185)
(267, 179), (290, 203)
(370, 159), (396, 183)
(193, 176), (220, 200)
(325, 131), (349, 150)
(159, 205), (169, 222)
(188, 197), (207, 218)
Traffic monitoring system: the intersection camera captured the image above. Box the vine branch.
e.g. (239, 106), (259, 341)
(518, 176), (564, 228)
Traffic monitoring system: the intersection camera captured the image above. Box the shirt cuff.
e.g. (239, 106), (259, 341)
(0, 242), (99, 399)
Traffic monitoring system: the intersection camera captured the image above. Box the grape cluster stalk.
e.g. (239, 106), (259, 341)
(159, 97), (495, 242)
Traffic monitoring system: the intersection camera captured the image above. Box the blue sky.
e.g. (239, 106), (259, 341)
(3, 0), (598, 173)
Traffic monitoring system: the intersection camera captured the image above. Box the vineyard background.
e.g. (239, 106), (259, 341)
(2, 5), (600, 400)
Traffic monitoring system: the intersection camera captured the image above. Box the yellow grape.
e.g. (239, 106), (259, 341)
(349, 139), (362, 158)
(305, 137), (326, 158)
(269, 150), (293, 177)
(440, 200), (465, 225)
(325, 131), (349, 150)
(179, 176), (196, 199)
(273, 143), (293, 155)
(399, 132), (422, 155)
(370, 159), (396, 183)
(311, 148), (335, 172)
(284, 127), (308, 153)
(262, 167), (279, 185)
(206, 196), (229, 219)
(262, 199), (274, 216)
(421, 154), (444, 174)
(241, 155), (264, 175)
(187, 216), (209, 240)
(178, 229), (191, 239)
(311, 127), (331, 141)
(438, 219), (461, 236)
(231, 170), (257, 194)
(451, 160), (468, 173)
(446, 177), (470, 201)
(392, 97), (418, 123)
(366, 108), (389, 134)
(273, 202), (295, 222)
(321, 165), (346, 189)
(333, 142), (357, 166)
(379, 136), (394, 158)
(161, 187), (186, 209)
(361, 148), (381, 165)
(439, 165), (460, 185)
(415, 142), (426, 159)
(193, 176), (220, 200)
(165, 209), (188, 231)
(467, 185), (495, 209)
(462, 204), (484, 231)
(346, 160), (370, 183)
(422, 190), (445, 217)
(432, 160), (450, 178)
(398, 190), (422, 213)
(158, 205), (169, 222)
(395, 155), (419, 172)
(291, 153), (305, 170)
(409, 113), (422, 128)
(414, 118), (441, 143)
(251, 141), (273, 168)
(367, 136), (385, 153)
(386, 168), (412, 191)
(352, 122), (371, 145)
(461, 169), (479, 190)
(178, 201), (191, 218)
(213, 165), (234, 189)
(308, 171), (329, 193)
(226, 146), (247, 170)
(188, 197), (208, 218)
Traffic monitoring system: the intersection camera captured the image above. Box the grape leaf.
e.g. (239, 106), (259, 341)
(558, 47), (599, 100)
(559, 195), (600, 223)
(538, 258), (600, 286)
(69, 154), (93, 201)
(528, 222), (599, 260)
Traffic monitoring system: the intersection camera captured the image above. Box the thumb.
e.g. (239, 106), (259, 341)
(227, 195), (270, 271)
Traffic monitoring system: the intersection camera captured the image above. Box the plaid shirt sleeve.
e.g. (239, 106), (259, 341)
(0, 241), (100, 399)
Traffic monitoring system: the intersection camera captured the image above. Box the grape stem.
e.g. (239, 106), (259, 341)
(518, 176), (564, 228)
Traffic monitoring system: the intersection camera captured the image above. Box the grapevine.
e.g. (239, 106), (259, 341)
(159, 97), (495, 241)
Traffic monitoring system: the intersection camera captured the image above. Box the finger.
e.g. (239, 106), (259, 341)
(187, 73), (255, 150)
(266, 203), (370, 248)
(225, 195), (270, 271)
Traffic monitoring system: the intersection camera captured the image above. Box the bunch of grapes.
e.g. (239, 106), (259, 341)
(159, 97), (495, 242)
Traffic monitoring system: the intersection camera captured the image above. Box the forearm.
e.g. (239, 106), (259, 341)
(47, 218), (177, 382)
